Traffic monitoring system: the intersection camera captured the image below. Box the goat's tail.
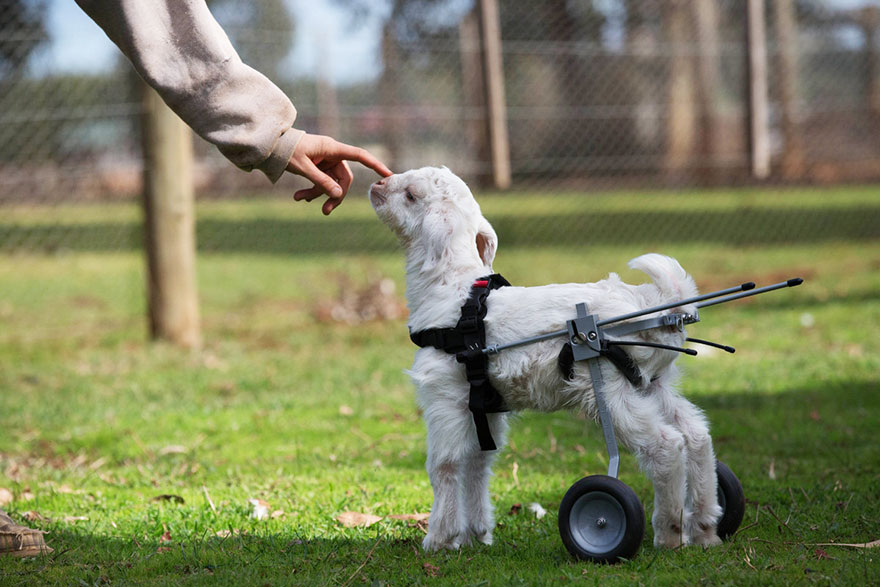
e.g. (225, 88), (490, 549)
(628, 253), (698, 304)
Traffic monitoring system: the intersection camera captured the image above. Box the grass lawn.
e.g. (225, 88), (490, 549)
(0, 187), (878, 584)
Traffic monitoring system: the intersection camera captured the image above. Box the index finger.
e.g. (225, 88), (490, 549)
(332, 143), (393, 177)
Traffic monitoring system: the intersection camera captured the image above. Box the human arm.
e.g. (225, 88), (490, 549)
(75, 0), (303, 183)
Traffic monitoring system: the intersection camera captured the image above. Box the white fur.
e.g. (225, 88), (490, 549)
(370, 167), (722, 552)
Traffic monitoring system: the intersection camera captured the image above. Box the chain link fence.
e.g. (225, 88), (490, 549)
(1, 0), (879, 255)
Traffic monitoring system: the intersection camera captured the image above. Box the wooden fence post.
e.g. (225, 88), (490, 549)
(693, 0), (724, 182)
(478, 0), (511, 190)
(141, 82), (201, 349)
(459, 8), (490, 184)
(746, 0), (771, 179)
(664, 0), (696, 181)
(774, 0), (805, 179)
(861, 6), (880, 121)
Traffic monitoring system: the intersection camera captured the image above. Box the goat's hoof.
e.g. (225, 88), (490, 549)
(690, 531), (722, 547)
(473, 530), (493, 546)
(653, 533), (687, 550)
(422, 534), (461, 552)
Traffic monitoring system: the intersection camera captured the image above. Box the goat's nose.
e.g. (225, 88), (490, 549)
(375, 177), (388, 187)
(369, 180), (388, 205)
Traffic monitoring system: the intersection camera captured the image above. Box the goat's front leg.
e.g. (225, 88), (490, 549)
(459, 412), (508, 546)
(421, 398), (473, 552)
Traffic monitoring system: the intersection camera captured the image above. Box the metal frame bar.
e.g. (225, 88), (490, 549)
(476, 275), (803, 479)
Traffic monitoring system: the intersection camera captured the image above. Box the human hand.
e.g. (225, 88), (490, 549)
(286, 133), (393, 215)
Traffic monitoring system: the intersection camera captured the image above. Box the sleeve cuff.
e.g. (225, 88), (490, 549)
(258, 128), (305, 183)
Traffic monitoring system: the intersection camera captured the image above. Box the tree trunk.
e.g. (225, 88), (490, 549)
(141, 82), (201, 349)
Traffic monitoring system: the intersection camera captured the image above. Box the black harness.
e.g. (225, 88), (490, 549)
(410, 274), (511, 451)
(410, 274), (643, 451)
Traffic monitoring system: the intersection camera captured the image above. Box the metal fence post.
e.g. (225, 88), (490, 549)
(140, 82), (201, 349)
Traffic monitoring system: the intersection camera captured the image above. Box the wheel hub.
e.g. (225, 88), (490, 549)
(569, 491), (627, 555)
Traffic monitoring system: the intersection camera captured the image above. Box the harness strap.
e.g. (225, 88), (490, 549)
(411, 274), (644, 450)
(410, 274), (511, 451)
(557, 341), (643, 386)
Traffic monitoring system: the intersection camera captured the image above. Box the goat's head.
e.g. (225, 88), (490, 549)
(370, 166), (497, 276)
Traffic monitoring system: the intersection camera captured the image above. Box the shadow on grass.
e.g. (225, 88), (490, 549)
(0, 531), (425, 584)
(3, 205), (880, 254)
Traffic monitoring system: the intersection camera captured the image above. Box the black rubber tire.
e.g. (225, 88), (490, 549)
(715, 460), (745, 540)
(558, 475), (645, 563)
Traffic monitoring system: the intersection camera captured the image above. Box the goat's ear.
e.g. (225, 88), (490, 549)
(475, 218), (497, 268)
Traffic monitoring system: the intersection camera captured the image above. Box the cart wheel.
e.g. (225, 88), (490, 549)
(558, 475), (645, 563)
(715, 460), (745, 540)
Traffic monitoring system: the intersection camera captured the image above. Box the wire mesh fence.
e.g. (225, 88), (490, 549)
(1, 0), (879, 255)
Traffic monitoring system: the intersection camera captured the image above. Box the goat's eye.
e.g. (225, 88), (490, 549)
(405, 190), (416, 203)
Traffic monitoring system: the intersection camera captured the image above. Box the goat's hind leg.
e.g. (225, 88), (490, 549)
(657, 386), (722, 546)
(606, 384), (689, 549)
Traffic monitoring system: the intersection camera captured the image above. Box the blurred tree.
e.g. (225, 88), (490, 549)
(0, 0), (47, 78)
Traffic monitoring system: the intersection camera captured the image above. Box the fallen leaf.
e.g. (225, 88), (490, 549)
(249, 498), (270, 520)
(386, 513), (430, 522)
(160, 530), (172, 543)
(508, 503), (522, 516)
(814, 548), (829, 560)
(0, 487), (12, 506)
(270, 510), (285, 519)
(21, 488), (35, 501)
(336, 511), (382, 528)
(159, 445), (187, 456)
(339, 405), (354, 416)
(156, 546), (172, 554)
(22, 510), (46, 522)
(423, 562), (440, 577)
(215, 529), (240, 538)
(768, 459), (776, 480)
(58, 516), (89, 523)
(809, 410), (821, 422)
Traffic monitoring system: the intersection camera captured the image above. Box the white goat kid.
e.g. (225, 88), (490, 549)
(369, 166), (722, 553)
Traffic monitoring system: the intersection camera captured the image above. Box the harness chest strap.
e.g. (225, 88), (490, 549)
(410, 274), (511, 451)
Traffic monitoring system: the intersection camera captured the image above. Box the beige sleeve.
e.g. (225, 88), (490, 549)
(76, 0), (304, 183)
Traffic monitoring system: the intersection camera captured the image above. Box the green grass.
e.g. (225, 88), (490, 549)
(1, 189), (879, 585)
